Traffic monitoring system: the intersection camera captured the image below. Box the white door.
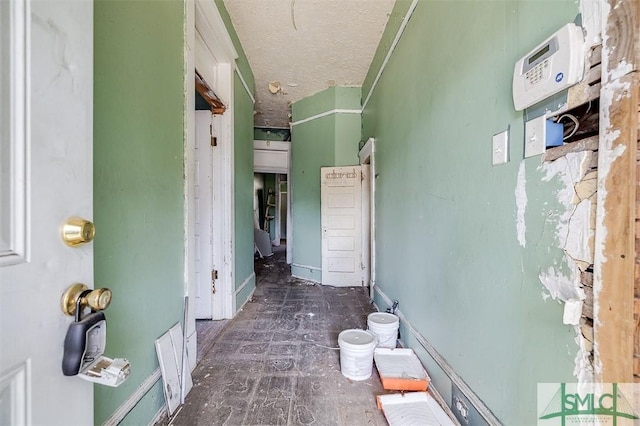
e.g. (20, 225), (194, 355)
(0, 0), (94, 424)
(194, 110), (214, 319)
(321, 166), (363, 287)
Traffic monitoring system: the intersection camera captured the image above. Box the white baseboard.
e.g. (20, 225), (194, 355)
(291, 262), (321, 272)
(291, 273), (321, 284)
(237, 285), (256, 312)
(148, 405), (167, 426)
(103, 367), (162, 426)
(235, 272), (256, 296)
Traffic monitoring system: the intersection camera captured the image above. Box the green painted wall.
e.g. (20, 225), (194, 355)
(363, 1), (580, 424)
(94, 0), (257, 422)
(290, 86), (361, 281)
(215, 0), (257, 307)
(93, 1), (185, 424)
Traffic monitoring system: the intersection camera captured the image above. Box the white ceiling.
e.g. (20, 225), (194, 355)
(223, 0), (395, 128)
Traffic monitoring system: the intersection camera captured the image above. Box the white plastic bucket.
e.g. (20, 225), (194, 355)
(338, 329), (377, 381)
(367, 312), (399, 348)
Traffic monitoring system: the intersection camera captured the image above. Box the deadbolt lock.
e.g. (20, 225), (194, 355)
(62, 217), (95, 247)
(61, 283), (112, 318)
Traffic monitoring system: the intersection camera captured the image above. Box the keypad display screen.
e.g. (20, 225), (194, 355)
(528, 44), (550, 65)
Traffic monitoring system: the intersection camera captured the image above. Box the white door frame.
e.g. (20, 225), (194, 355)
(359, 138), (376, 299)
(253, 140), (292, 263)
(184, 0), (238, 363)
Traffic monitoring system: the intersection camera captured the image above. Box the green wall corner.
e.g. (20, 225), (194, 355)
(234, 71), (257, 300)
(290, 86), (362, 281)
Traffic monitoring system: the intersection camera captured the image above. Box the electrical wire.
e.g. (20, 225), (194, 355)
(303, 334), (339, 350)
(556, 113), (580, 140)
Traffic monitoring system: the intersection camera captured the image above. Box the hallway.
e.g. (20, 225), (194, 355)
(168, 248), (390, 425)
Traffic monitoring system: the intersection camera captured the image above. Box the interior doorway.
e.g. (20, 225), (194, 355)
(254, 172), (287, 247)
(253, 140), (291, 263)
(185, 0), (238, 370)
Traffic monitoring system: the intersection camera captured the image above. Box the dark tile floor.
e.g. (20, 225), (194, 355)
(196, 318), (229, 364)
(169, 246), (391, 425)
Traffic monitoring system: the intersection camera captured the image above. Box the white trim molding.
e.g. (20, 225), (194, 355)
(362, 0), (419, 110)
(291, 273), (321, 284)
(290, 109), (362, 127)
(186, 0), (237, 348)
(235, 69), (255, 104)
(1, 0), (30, 266)
(359, 138), (376, 299)
(211, 88), (235, 319)
(234, 272), (255, 296)
(291, 263), (321, 272)
(233, 272), (258, 312)
(194, 0), (237, 63)
(374, 285), (501, 425)
(103, 368), (162, 426)
(147, 406), (166, 426)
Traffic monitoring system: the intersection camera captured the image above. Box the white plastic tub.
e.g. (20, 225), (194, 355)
(338, 329), (377, 381)
(367, 312), (399, 348)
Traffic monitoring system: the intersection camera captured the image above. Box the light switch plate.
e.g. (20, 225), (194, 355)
(492, 130), (509, 165)
(524, 115), (546, 158)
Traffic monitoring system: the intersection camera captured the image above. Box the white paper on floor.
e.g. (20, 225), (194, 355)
(156, 323), (193, 415)
(374, 348), (429, 383)
(377, 392), (455, 426)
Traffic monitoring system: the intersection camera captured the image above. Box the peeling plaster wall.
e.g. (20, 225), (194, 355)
(591, 0), (634, 379)
(361, 1), (582, 423)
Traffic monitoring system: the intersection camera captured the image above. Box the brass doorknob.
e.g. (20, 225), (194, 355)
(61, 283), (112, 316)
(62, 217), (95, 247)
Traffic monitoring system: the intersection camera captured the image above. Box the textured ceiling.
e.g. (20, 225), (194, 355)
(223, 0), (395, 128)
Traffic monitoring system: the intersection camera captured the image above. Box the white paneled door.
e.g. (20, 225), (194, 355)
(0, 0), (94, 424)
(321, 166), (363, 287)
(194, 110), (214, 319)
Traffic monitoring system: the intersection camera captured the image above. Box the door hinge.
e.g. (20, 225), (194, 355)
(211, 269), (218, 294)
